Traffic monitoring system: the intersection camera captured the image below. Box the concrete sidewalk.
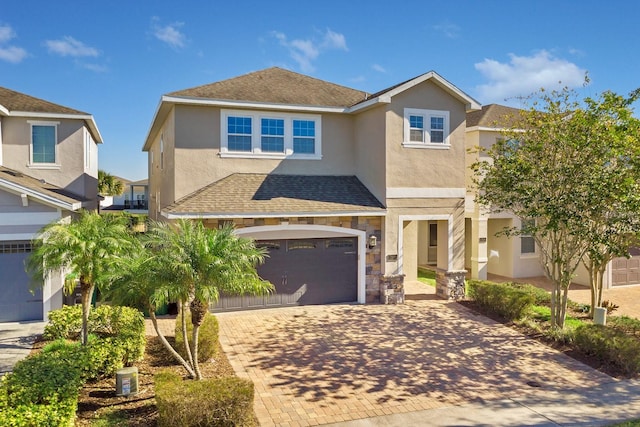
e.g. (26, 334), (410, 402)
(325, 379), (640, 426)
(0, 321), (46, 375)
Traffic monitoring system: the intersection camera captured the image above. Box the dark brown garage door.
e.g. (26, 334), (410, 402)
(211, 237), (357, 311)
(612, 247), (640, 287)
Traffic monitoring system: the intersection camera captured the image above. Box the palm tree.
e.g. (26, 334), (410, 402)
(139, 219), (272, 379)
(27, 211), (133, 345)
(98, 170), (125, 196)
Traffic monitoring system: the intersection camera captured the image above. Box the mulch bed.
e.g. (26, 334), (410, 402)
(72, 336), (236, 426)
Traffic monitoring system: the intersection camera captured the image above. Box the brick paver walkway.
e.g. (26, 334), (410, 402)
(216, 284), (615, 427)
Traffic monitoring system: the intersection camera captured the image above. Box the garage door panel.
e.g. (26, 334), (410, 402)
(0, 252), (42, 322)
(211, 237), (357, 312)
(612, 247), (640, 287)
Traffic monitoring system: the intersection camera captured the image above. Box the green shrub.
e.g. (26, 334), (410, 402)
(43, 305), (145, 369)
(503, 282), (551, 305)
(573, 324), (640, 377)
(609, 316), (640, 338)
(467, 280), (535, 321)
(175, 311), (219, 363)
(155, 371), (254, 427)
(0, 399), (77, 427)
(5, 350), (82, 407)
(43, 305), (82, 340)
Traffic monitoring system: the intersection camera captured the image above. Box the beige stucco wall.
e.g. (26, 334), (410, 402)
(385, 81), (467, 189)
(148, 107), (176, 220)
(1, 116), (98, 207)
(170, 105), (358, 202)
(353, 106), (387, 204)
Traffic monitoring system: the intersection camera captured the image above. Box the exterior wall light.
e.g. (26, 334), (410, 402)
(368, 235), (377, 249)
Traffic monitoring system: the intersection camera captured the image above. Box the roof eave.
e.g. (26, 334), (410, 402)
(0, 179), (83, 211)
(162, 209), (387, 220)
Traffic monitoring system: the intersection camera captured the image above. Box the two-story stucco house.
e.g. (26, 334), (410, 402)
(0, 87), (102, 321)
(143, 67), (480, 310)
(464, 104), (639, 289)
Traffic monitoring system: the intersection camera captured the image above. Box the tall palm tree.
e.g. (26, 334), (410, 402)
(97, 170), (125, 196)
(27, 211), (133, 345)
(141, 219), (272, 379)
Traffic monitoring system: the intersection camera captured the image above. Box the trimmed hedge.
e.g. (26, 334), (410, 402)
(573, 324), (640, 377)
(0, 350), (83, 427)
(608, 316), (640, 339)
(155, 371), (254, 427)
(175, 311), (219, 363)
(44, 305), (145, 371)
(466, 280), (535, 321)
(502, 281), (551, 305)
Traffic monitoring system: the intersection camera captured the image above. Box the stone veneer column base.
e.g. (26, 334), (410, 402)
(435, 269), (467, 300)
(379, 274), (405, 304)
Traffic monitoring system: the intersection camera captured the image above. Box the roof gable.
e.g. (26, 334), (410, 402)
(0, 86), (86, 115)
(168, 67), (369, 108)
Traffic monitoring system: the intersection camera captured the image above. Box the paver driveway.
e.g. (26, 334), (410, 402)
(216, 287), (614, 427)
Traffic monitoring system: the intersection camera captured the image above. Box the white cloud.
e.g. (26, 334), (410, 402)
(372, 64), (386, 73)
(272, 28), (348, 73)
(45, 36), (99, 57)
(81, 62), (108, 73)
(0, 24), (27, 63)
(152, 17), (186, 49)
(434, 22), (461, 39)
(474, 50), (587, 103)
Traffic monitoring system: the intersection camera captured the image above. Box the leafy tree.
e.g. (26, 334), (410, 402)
(472, 86), (640, 328)
(27, 211), (134, 344)
(98, 170), (125, 196)
(108, 220), (272, 379)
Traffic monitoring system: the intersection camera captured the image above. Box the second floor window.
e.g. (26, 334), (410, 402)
(403, 108), (450, 148)
(221, 110), (321, 159)
(31, 123), (57, 164)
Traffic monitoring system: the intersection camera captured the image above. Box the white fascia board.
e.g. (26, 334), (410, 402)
(0, 104), (9, 116)
(345, 95), (391, 113)
(142, 98), (167, 152)
(10, 111), (103, 143)
(162, 95), (346, 114)
(162, 210), (387, 220)
(0, 179), (81, 211)
(350, 71), (481, 113)
(387, 187), (466, 199)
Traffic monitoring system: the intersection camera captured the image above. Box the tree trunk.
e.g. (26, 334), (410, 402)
(148, 308), (196, 378)
(180, 301), (194, 369)
(80, 280), (94, 345)
(189, 299), (209, 381)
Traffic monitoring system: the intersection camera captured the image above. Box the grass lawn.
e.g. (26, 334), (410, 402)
(417, 267), (436, 287)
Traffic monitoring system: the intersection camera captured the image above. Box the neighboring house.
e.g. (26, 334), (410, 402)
(0, 87), (102, 321)
(464, 104), (639, 288)
(100, 177), (149, 213)
(143, 67), (480, 310)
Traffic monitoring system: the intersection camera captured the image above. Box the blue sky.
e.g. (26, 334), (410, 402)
(1, 1), (639, 181)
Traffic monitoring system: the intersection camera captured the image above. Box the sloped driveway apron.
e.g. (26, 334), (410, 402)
(216, 298), (613, 427)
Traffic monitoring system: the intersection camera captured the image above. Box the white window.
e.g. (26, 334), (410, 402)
(29, 121), (59, 166)
(403, 108), (450, 149)
(220, 109), (321, 159)
(520, 219), (536, 255)
(160, 133), (165, 169)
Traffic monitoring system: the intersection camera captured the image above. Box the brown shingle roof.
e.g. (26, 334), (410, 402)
(466, 104), (523, 128)
(0, 166), (88, 208)
(164, 174), (385, 217)
(0, 86), (87, 115)
(167, 67), (369, 108)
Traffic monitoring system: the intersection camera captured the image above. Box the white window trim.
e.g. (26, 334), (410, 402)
(402, 108), (450, 149)
(28, 120), (61, 169)
(84, 128), (93, 170)
(220, 109), (322, 160)
(520, 219), (537, 257)
(160, 133), (164, 169)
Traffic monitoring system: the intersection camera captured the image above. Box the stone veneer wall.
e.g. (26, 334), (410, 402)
(204, 216), (383, 303)
(435, 269), (466, 300)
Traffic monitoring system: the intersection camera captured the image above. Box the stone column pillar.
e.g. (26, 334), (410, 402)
(379, 274), (405, 304)
(435, 269), (466, 300)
